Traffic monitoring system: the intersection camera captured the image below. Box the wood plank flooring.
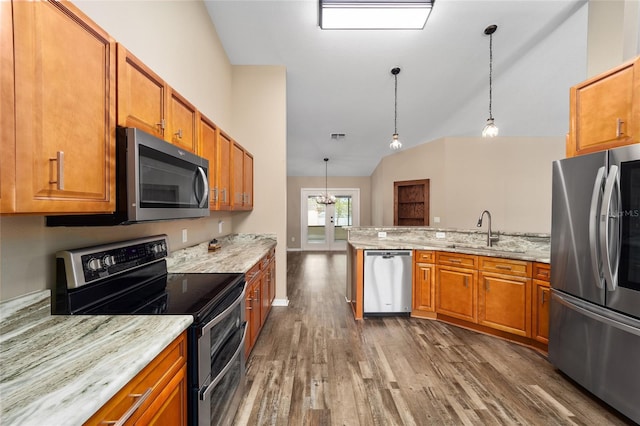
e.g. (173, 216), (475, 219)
(233, 252), (633, 425)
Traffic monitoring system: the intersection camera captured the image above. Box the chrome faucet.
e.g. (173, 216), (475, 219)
(477, 210), (499, 247)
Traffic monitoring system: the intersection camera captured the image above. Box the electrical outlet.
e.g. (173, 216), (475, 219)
(182, 229), (188, 243)
(433, 216), (441, 223)
(218, 220), (224, 234)
(291, 237), (295, 242)
(378, 231), (387, 238)
(436, 232), (446, 239)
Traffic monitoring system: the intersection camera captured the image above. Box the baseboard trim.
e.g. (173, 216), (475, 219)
(272, 298), (290, 307)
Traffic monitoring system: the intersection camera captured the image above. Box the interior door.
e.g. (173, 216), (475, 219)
(301, 188), (359, 251)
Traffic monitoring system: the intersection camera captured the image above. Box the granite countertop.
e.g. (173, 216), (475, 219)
(0, 290), (193, 426)
(167, 233), (277, 273)
(347, 228), (550, 263)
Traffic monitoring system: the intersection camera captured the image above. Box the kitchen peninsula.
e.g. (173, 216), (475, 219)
(347, 226), (551, 351)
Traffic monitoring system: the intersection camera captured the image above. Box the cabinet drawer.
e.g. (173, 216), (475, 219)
(84, 332), (187, 426)
(246, 262), (261, 283)
(533, 262), (550, 281)
(436, 252), (477, 269)
(480, 257), (531, 278)
(415, 250), (435, 263)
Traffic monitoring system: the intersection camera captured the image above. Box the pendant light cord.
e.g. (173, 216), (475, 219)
(394, 72), (398, 134)
(488, 32), (493, 120)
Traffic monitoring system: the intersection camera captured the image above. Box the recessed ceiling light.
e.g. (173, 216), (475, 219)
(319, 0), (435, 30)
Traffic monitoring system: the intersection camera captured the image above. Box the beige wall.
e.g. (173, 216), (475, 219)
(587, 0), (640, 77)
(0, 2), (285, 301)
(371, 137), (565, 234)
(230, 66), (288, 301)
(287, 176), (372, 249)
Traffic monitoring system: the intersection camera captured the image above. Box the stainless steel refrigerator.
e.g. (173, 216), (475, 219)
(550, 144), (640, 423)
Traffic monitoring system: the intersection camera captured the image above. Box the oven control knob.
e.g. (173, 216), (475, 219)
(102, 255), (116, 267)
(87, 258), (102, 271)
(151, 244), (164, 254)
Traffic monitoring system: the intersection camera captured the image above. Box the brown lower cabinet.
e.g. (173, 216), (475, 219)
(532, 262), (551, 344)
(244, 249), (277, 359)
(84, 332), (187, 426)
(435, 252), (478, 323)
(412, 250), (436, 318)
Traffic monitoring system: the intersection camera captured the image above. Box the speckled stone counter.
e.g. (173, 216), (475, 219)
(347, 227), (550, 263)
(166, 233), (277, 273)
(0, 290), (192, 426)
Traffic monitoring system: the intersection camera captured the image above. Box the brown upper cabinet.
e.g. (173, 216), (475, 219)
(6, 0), (116, 214)
(167, 88), (198, 154)
(199, 114), (219, 210)
(217, 130), (233, 210)
(567, 55), (640, 157)
(394, 179), (430, 226)
(117, 45), (167, 140)
(1, 0), (15, 213)
(231, 141), (253, 211)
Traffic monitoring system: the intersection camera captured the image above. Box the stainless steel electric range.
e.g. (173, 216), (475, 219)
(53, 235), (245, 426)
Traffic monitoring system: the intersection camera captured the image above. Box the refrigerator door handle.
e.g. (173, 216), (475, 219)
(600, 164), (620, 292)
(589, 166), (606, 289)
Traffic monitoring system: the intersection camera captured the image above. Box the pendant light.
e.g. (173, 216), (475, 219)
(482, 24), (499, 138)
(390, 67), (402, 150)
(316, 158), (336, 205)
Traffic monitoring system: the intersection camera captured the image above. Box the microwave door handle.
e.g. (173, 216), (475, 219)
(589, 166), (606, 290)
(600, 165), (620, 292)
(196, 166), (209, 208)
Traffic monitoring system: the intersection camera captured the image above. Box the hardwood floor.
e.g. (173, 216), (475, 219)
(234, 252), (633, 425)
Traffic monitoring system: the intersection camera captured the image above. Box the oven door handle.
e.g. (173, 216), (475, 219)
(200, 323), (247, 401)
(201, 284), (246, 336)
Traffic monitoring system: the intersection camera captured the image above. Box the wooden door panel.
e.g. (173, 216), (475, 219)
(243, 151), (253, 209)
(168, 90), (198, 153)
(217, 131), (232, 210)
(232, 142), (244, 209)
(436, 267), (476, 322)
(533, 280), (550, 344)
(413, 263), (435, 312)
(13, 0), (115, 212)
(117, 45), (166, 138)
(200, 115), (218, 209)
(479, 274), (531, 337)
(1, 0), (15, 213)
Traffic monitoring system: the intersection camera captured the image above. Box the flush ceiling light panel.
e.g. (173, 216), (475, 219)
(319, 0), (435, 30)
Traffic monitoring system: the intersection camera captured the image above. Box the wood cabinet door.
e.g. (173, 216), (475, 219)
(260, 269), (270, 325)
(268, 258), (276, 304)
(435, 266), (477, 322)
(217, 131), (232, 210)
(568, 57), (639, 157)
(134, 364), (187, 426)
(413, 262), (435, 314)
(0, 0), (15, 213)
(250, 279), (262, 348)
(167, 89), (198, 153)
(13, 0), (115, 213)
(117, 44), (166, 139)
(245, 286), (254, 359)
(478, 273), (531, 337)
(243, 151), (254, 210)
(533, 280), (550, 344)
(232, 141), (244, 209)
(199, 115), (218, 210)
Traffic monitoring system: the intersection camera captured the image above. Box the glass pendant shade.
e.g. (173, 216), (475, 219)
(390, 133), (402, 150)
(482, 118), (499, 138)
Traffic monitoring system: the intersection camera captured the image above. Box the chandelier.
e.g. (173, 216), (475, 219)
(316, 158), (336, 205)
(482, 24), (499, 138)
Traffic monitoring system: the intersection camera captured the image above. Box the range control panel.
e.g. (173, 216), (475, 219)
(57, 235), (169, 289)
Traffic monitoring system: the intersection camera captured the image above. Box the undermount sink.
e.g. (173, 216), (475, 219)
(451, 244), (526, 254)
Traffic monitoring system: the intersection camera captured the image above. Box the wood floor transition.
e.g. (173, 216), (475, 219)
(233, 252), (633, 425)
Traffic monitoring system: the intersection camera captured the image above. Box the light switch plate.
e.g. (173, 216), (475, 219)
(436, 232), (446, 239)
(182, 229), (188, 243)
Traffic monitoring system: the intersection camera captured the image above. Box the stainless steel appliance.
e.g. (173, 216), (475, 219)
(550, 144), (640, 423)
(47, 127), (209, 226)
(363, 250), (412, 314)
(54, 235), (245, 426)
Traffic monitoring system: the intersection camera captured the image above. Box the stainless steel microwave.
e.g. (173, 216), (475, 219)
(47, 127), (209, 226)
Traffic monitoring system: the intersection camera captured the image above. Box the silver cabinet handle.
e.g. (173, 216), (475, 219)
(221, 188), (227, 203)
(156, 119), (165, 130)
(589, 166), (606, 290)
(175, 128), (183, 139)
(101, 387), (152, 426)
(495, 265), (512, 271)
(541, 290), (547, 304)
(485, 279), (490, 292)
(212, 187), (218, 202)
(49, 151), (64, 190)
(600, 165), (620, 292)
(616, 118), (624, 137)
(463, 276), (468, 288)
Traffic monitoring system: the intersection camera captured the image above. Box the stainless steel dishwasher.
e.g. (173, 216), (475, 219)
(363, 250), (413, 315)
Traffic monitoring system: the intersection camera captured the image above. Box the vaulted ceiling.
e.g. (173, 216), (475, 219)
(204, 0), (588, 177)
